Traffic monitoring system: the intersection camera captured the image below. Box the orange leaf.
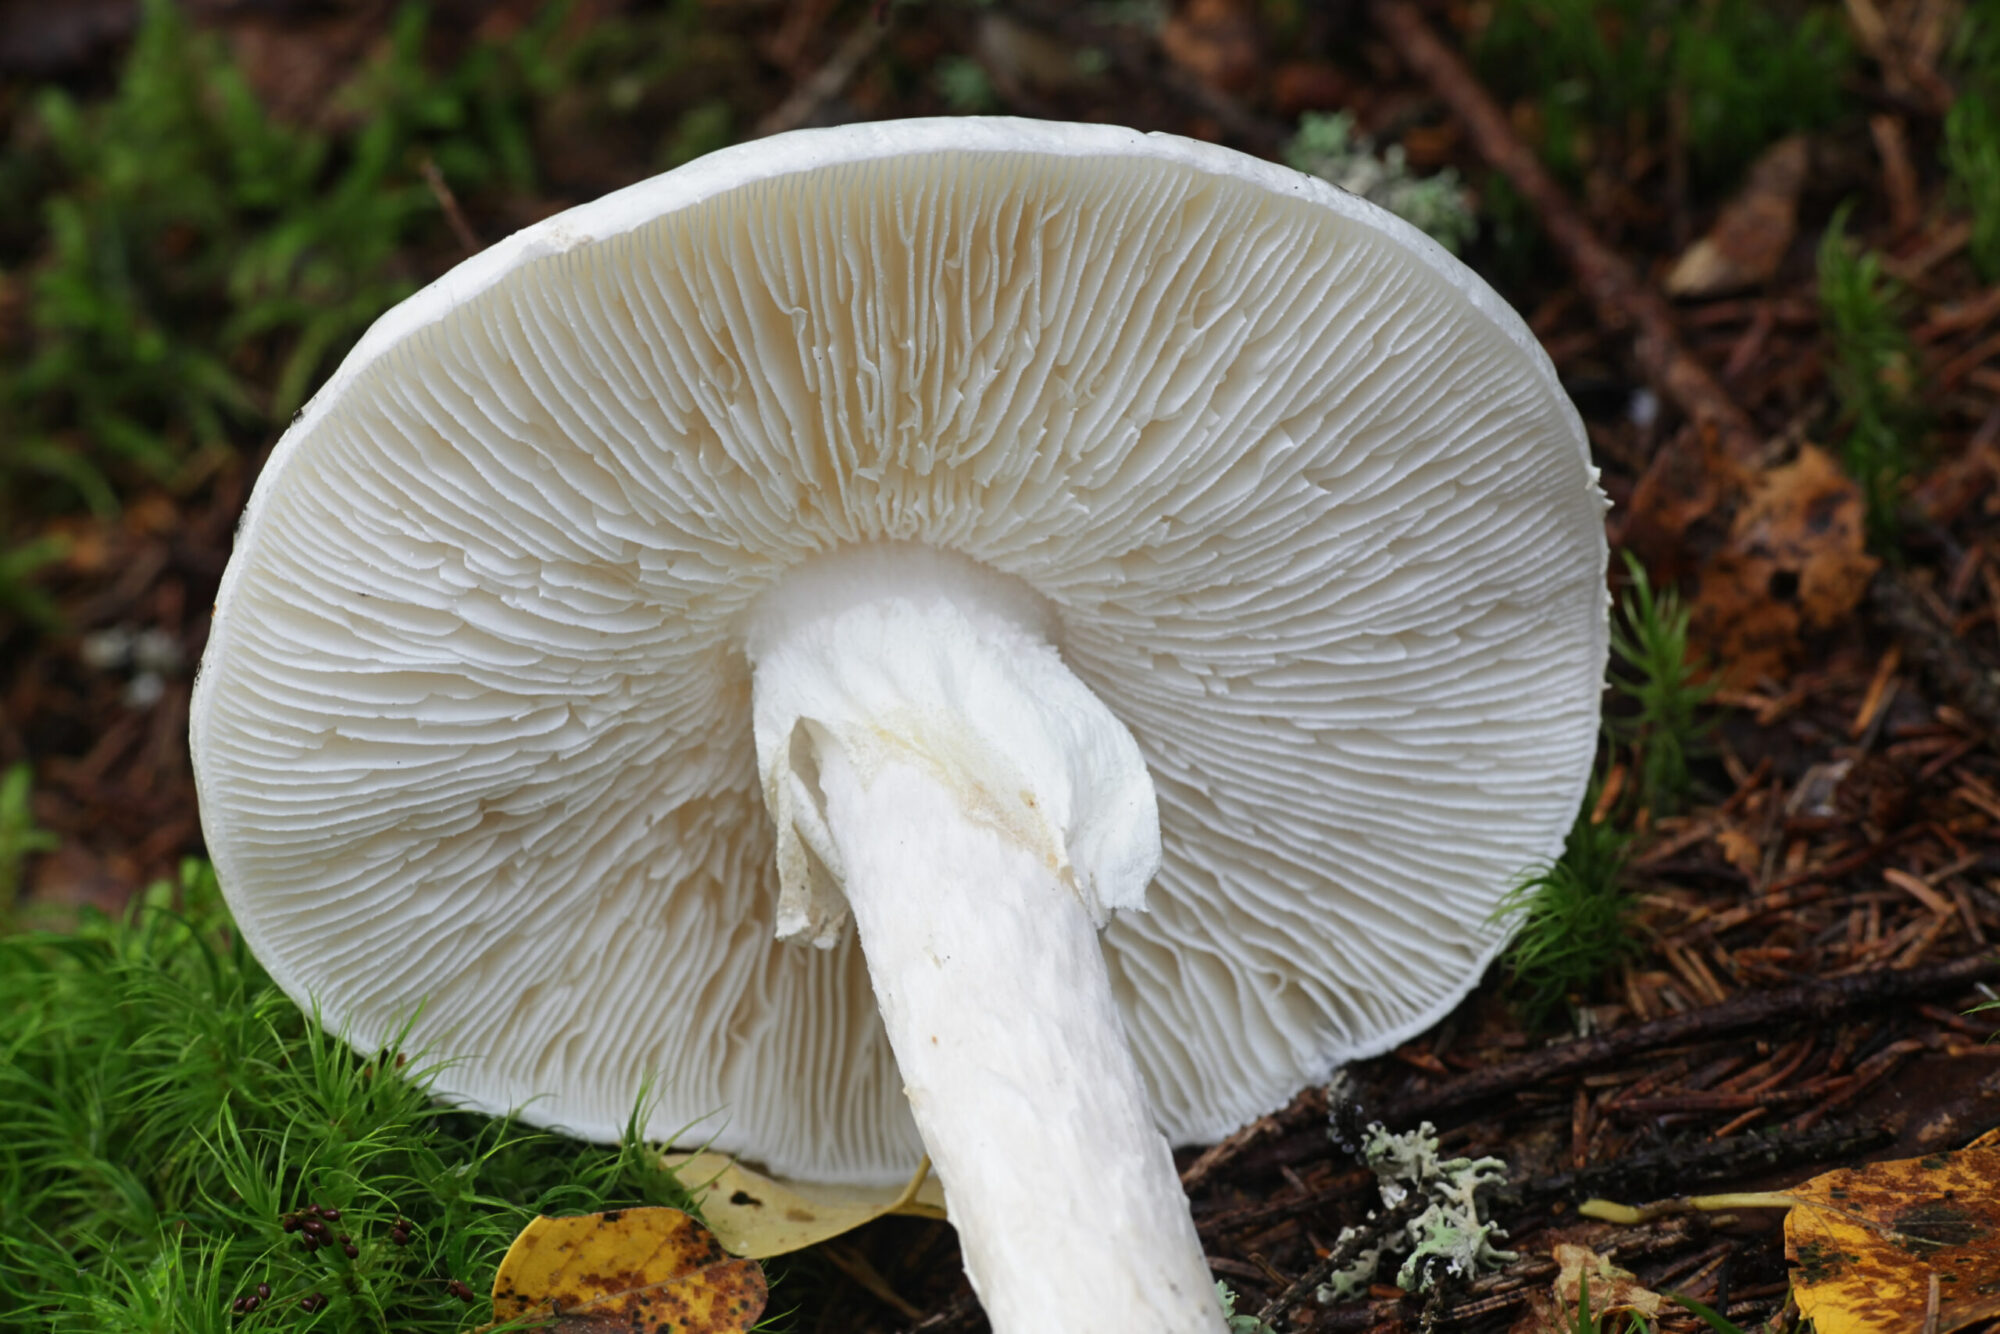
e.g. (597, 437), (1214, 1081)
(491, 1207), (767, 1333)
(1692, 445), (1878, 689)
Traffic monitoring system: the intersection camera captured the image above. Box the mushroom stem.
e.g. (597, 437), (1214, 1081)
(814, 742), (1225, 1333)
(744, 544), (1225, 1331)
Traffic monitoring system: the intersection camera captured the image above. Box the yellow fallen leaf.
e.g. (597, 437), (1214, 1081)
(1786, 1145), (2000, 1334)
(491, 1207), (766, 1332)
(1581, 1141), (2000, 1334)
(661, 1151), (946, 1259)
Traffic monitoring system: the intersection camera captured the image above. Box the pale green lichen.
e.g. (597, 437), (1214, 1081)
(1285, 111), (1477, 254)
(1316, 1119), (1516, 1303)
(1214, 1280), (1278, 1334)
(1315, 1226), (1385, 1301)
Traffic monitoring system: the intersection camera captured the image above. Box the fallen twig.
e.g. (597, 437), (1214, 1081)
(419, 156), (480, 256)
(1369, 0), (1757, 460)
(1193, 1167), (1373, 1237)
(893, 1288), (981, 1334)
(1180, 1112), (1284, 1191)
(1526, 1118), (1892, 1205)
(1251, 1193), (1427, 1329)
(1377, 954), (2000, 1122)
(1182, 1085), (1329, 1191)
(755, 9), (892, 139)
(1868, 567), (2000, 736)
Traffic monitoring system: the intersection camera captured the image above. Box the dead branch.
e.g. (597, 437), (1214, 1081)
(1868, 567), (2000, 736)
(754, 9), (891, 139)
(1369, 0), (1758, 460)
(1194, 1167), (1373, 1237)
(1251, 1193), (1427, 1328)
(1377, 953), (2000, 1123)
(1527, 1117), (1892, 1205)
(893, 1289), (981, 1334)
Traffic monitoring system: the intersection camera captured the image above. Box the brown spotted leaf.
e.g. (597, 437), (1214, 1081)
(1786, 1144), (2000, 1334)
(490, 1207), (766, 1333)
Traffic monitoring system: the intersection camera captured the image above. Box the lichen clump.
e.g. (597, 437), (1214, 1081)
(1285, 111), (1478, 254)
(1318, 1119), (1516, 1302)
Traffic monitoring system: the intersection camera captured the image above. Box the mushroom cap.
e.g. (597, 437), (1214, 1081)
(191, 117), (1607, 1186)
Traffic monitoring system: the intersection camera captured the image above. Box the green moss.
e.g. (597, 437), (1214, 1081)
(1498, 555), (1716, 1020)
(0, 861), (731, 1333)
(1817, 203), (1926, 545)
(934, 56), (1000, 114)
(0, 764), (58, 911)
(1944, 94), (2000, 283)
(0, 0), (726, 626)
(1495, 794), (1637, 1023)
(1607, 551), (1715, 818)
(2, 1), (549, 516)
(1475, 0), (1852, 187)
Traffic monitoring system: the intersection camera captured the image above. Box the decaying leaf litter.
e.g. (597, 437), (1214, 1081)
(3, 0), (2000, 1330)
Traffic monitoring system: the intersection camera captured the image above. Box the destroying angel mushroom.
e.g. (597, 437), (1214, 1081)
(191, 118), (1608, 1332)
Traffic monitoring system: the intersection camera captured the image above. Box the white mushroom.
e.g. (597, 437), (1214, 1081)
(191, 118), (1607, 1333)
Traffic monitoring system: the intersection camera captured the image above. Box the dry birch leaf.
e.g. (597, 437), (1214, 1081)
(1553, 1244), (1667, 1320)
(490, 1207), (766, 1332)
(661, 1151), (946, 1259)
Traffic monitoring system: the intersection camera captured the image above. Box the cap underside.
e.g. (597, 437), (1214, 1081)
(193, 127), (1606, 1185)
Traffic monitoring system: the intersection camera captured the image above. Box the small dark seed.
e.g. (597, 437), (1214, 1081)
(255, 1282), (271, 1299)
(301, 1236), (318, 1253)
(342, 1244), (358, 1259)
(305, 1203), (320, 1216)
(243, 1295), (261, 1313)
(336, 1234), (349, 1245)
(323, 1207), (340, 1220)
(233, 1297), (247, 1313)
(280, 1215), (299, 1233)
